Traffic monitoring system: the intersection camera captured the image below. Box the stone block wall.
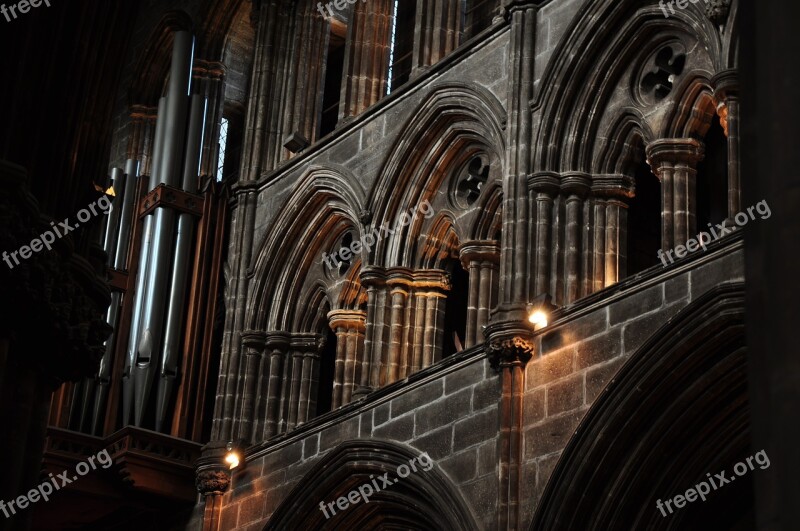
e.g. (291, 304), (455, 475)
(520, 241), (745, 526)
(215, 353), (501, 530)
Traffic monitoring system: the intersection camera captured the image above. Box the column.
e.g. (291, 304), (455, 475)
(646, 139), (705, 251)
(260, 332), (289, 439)
(561, 173), (591, 304)
(413, 0), (461, 76)
(459, 241), (501, 347)
(713, 70), (741, 217)
(328, 310), (367, 408)
(339, 0), (394, 121)
(414, 270), (450, 366)
(528, 172), (559, 298)
(386, 269), (413, 384)
(237, 331), (265, 442)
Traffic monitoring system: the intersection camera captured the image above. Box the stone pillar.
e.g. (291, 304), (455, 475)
(296, 335), (323, 425)
(236, 331), (266, 442)
(414, 270), (450, 366)
(328, 310), (367, 408)
(486, 321), (535, 531)
(195, 441), (232, 531)
(588, 175), (635, 290)
(713, 70), (741, 217)
(413, 0), (461, 76)
(257, 332), (289, 439)
(528, 172), (559, 299)
(561, 173), (592, 304)
(386, 269), (413, 384)
(459, 241), (501, 348)
(490, 7), (539, 524)
(339, 0), (394, 121)
(646, 139), (705, 251)
(360, 267), (389, 391)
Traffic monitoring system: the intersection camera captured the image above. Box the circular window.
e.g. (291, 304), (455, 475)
(452, 154), (490, 209)
(635, 42), (687, 106)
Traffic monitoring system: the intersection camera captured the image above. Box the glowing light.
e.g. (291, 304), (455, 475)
(528, 310), (549, 330)
(224, 451), (240, 470)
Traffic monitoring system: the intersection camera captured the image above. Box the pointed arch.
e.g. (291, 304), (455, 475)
(368, 82), (506, 268)
(264, 440), (480, 530)
(531, 282), (751, 529)
(246, 166), (367, 331)
(532, 0), (726, 174)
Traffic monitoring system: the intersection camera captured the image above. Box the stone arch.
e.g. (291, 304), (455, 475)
(532, 0), (725, 174)
(530, 282), (752, 529)
(369, 82), (506, 268)
(264, 440), (480, 530)
(246, 166), (367, 332)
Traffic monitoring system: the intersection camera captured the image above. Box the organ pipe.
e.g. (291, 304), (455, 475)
(134, 30), (194, 427)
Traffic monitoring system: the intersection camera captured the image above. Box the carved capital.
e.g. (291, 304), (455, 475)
(195, 469), (230, 497)
(487, 336), (535, 369)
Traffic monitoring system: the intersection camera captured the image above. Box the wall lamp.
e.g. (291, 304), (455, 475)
(225, 441), (243, 470)
(527, 294), (558, 332)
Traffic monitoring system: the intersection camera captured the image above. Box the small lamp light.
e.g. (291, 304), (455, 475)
(225, 442), (241, 470)
(527, 294), (557, 332)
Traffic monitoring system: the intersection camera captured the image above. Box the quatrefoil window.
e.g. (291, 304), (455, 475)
(638, 44), (687, 103)
(453, 155), (490, 209)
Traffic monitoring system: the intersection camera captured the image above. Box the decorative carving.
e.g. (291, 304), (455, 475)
(639, 45), (686, 103)
(453, 155), (491, 208)
(196, 469), (231, 496)
(487, 336), (535, 369)
(705, 0), (732, 25)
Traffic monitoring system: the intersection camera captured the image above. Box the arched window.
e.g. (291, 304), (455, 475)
(627, 155), (662, 275)
(696, 114), (728, 229)
(442, 258), (469, 356)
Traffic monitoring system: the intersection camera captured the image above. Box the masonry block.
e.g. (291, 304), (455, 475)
(527, 347), (575, 390)
(414, 387), (472, 436)
(472, 376), (500, 411)
(524, 410), (584, 458)
(444, 360), (486, 395)
(372, 412), (415, 441)
(453, 407), (497, 452)
(575, 326), (623, 370)
(689, 251), (744, 300)
(302, 433), (320, 460)
(524, 388), (546, 424)
(319, 415), (360, 448)
(411, 425), (453, 461)
(373, 402), (390, 427)
(546, 372), (585, 416)
(585, 358), (626, 403)
(609, 284), (665, 325)
(440, 447), (478, 484)
(392, 379), (443, 418)
(477, 439), (497, 476)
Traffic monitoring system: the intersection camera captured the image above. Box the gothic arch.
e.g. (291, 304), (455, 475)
(532, 0), (729, 174)
(530, 282), (752, 529)
(264, 440), (480, 530)
(369, 82), (506, 268)
(246, 166), (367, 331)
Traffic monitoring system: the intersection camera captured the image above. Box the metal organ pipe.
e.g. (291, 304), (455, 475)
(92, 159), (141, 434)
(124, 96), (166, 425)
(133, 30), (195, 427)
(156, 94), (207, 431)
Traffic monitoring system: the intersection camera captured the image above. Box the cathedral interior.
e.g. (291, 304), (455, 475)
(0, 0), (797, 530)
